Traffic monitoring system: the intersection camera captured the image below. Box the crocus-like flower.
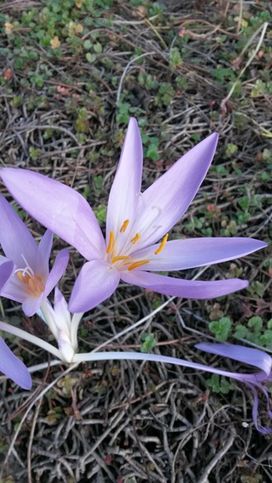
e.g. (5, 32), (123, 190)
(0, 195), (69, 316)
(0, 119), (266, 312)
(0, 259), (32, 389)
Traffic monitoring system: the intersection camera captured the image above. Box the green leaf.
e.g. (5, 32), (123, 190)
(225, 143), (238, 158)
(247, 316), (263, 333)
(237, 195), (250, 211)
(209, 317), (232, 342)
(169, 47), (183, 68)
(94, 204), (106, 224)
(207, 374), (233, 394)
(234, 324), (249, 339)
(93, 42), (102, 53)
(83, 39), (92, 50)
(140, 333), (157, 353)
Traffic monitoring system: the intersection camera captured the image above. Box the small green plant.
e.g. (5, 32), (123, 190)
(169, 47), (183, 68)
(213, 66), (235, 83)
(207, 374), (233, 394)
(94, 204), (107, 224)
(29, 147), (41, 161)
(140, 333), (157, 353)
(116, 102), (131, 125)
(209, 317), (233, 342)
(93, 175), (104, 195)
(142, 134), (160, 161)
(75, 108), (89, 133)
(235, 317), (272, 349)
(225, 143), (238, 158)
(155, 82), (175, 107)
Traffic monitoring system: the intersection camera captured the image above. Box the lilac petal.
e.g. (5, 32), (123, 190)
(0, 337), (32, 389)
(36, 230), (53, 276)
(0, 274), (27, 303)
(254, 383), (272, 419)
(133, 237), (267, 271)
(0, 194), (37, 267)
(121, 270), (248, 299)
(54, 287), (71, 331)
(22, 296), (42, 317)
(0, 257), (27, 303)
(0, 259), (14, 291)
(44, 248), (69, 297)
(1, 168), (105, 260)
(69, 260), (120, 313)
(250, 384), (272, 434)
(106, 118), (143, 240)
(195, 343), (272, 376)
(54, 286), (69, 314)
(129, 133), (218, 250)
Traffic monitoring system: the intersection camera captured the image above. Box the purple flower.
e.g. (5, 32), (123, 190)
(0, 259), (32, 389)
(0, 194), (69, 316)
(0, 119), (266, 312)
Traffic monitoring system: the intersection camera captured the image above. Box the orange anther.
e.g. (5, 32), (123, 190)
(16, 271), (45, 297)
(16, 271), (26, 283)
(126, 259), (150, 271)
(120, 219), (129, 233)
(130, 233), (141, 245)
(111, 255), (130, 264)
(106, 231), (115, 254)
(154, 233), (168, 255)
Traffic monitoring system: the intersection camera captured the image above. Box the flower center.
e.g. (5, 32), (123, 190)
(16, 270), (45, 297)
(106, 219), (168, 271)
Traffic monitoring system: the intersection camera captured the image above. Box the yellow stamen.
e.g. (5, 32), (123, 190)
(120, 219), (129, 233)
(16, 272), (45, 297)
(154, 233), (169, 255)
(127, 259), (150, 271)
(106, 231), (115, 254)
(16, 272), (26, 283)
(130, 233), (141, 245)
(111, 255), (130, 264)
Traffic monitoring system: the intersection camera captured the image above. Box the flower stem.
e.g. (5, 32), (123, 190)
(72, 350), (255, 382)
(0, 321), (61, 358)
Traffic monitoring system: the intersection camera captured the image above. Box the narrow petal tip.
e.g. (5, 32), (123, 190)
(128, 117), (138, 127)
(210, 131), (219, 141)
(205, 131), (219, 149)
(195, 342), (272, 376)
(252, 239), (268, 250)
(234, 279), (249, 290)
(21, 371), (32, 390)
